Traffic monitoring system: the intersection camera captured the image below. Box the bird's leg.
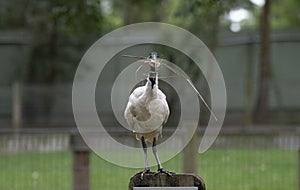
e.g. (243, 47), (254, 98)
(142, 136), (150, 172)
(152, 137), (175, 176)
(152, 137), (163, 170)
(138, 136), (153, 179)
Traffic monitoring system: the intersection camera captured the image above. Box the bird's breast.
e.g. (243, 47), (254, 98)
(124, 84), (169, 135)
(129, 104), (151, 122)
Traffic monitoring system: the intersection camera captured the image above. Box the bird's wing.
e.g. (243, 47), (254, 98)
(124, 101), (134, 130)
(157, 89), (170, 124)
(124, 86), (146, 131)
(128, 86), (144, 101)
(148, 98), (169, 127)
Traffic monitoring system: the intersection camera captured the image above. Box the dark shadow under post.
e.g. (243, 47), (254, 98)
(129, 173), (205, 190)
(71, 135), (90, 190)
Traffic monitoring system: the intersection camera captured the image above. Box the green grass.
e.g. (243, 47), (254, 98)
(0, 151), (72, 190)
(199, 149), (297, 190)
(0, 149), (297, 190)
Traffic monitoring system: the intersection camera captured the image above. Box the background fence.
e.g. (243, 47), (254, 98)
(1, 31), (300, 126)
(0, 126), (299, 190)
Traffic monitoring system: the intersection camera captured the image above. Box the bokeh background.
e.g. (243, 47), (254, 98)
(0, 0), (299, 190)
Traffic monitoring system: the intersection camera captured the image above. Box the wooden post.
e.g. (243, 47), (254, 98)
(12, 81), (22, 129)
(129, 173), (205, 190)
(298, 148), (300, 190)
(71, 135), (90, 190)
(73, 150), (90, 190)
(182, 124), (199, 174)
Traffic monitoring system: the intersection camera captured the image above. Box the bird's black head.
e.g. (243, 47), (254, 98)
(149, 75), (156, 89)
(148, 52), (158, 88)
(149, 52), (159, 60)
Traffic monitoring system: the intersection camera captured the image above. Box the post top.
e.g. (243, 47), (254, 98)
(128, 173), (205, 190)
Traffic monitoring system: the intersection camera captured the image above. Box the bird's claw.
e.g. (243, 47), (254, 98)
(155, 168), (175, 176)
(138, 168), (154, 180)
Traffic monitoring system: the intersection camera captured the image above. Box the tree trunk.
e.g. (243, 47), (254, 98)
(47, 19), (58, 84)
(245, 35), (254, 125)
(254, 0), (271, 123)
(123, 0), (133, 25)
(198, 7), (221, 125)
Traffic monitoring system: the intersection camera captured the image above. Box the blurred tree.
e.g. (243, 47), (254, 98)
(174, 0), (253, 51)
(0, 0), (27, 29)
(1, 0), (299, 124)
(253, 0), (299, 123)
(25, 0), (103, 84)
(0, 0), (104, 122)
(107, 0), (166, 25)
(173, 0), (253, 124)
(271, 0), (300, 28)
(254, 0), (271, 123)
(0, 0), (104, 84)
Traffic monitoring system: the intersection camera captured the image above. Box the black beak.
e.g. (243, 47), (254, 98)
(149, 76), (156, 89)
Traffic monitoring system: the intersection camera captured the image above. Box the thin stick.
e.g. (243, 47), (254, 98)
(157, 75), (178, 79)
(162, 62), (218, 122)
(135, 64), (145, 82)
(123, 54), (218, 121)
(122, 54), (147, 59)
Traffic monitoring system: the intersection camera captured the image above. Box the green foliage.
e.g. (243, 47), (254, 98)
(49, 0), (103, 36)
(173, 0), (253, 34)
(0, 0), (299, 84)
(4, 0), (104, 83)
(271, 0), (300, 28)
(0, 0), (28, 29)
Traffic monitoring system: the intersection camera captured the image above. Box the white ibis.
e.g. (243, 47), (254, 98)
(124, 52), (173, 178)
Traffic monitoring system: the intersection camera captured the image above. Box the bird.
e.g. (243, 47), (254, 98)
(124, 52), (173, 179)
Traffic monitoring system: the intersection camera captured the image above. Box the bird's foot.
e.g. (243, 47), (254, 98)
(155, 168), (175, 176)
(138, 168), (155, 180)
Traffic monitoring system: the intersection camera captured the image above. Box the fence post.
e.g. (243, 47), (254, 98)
(71, 135), (90, 190)
(298, 148), (300, 190)
(182, 124), (199, 174)
(12, 81), (22, 129)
